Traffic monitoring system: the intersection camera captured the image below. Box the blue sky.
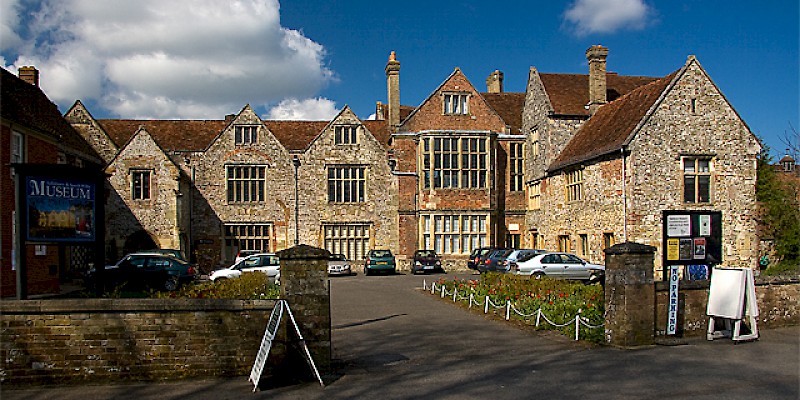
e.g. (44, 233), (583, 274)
(1, 0), (797, 158)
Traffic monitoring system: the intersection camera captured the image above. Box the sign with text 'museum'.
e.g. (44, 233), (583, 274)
(25, 176), (96, 242)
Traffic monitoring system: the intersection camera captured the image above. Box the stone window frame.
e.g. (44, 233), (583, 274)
(530, 127), (540, 158)
(528, 181), (541, 210)
(681, 156), (713, 204)
(334, 125), (359, 145)
(564, 168), (584, 202)
(558, 234), (571, 252)
(509, 142), (525, 192)
(224, 223), (273, 258)
(603, 232), (615, 250)
(420, 136), (488, 190)
(578, 233), (589, 258)
(226, 164), (267, 203)
(234, 125), (258, 145)
(327, 165), (366, 203)
(130, 169), (152, 201)
(442, 92), (470, 115)
(420, 213), (489, 256)
(322, 223), (371, 261)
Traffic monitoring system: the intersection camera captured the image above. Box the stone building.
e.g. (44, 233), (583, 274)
(61, 46), (761, 274)
(1, 67), (103, 297)
(523, 46), (761, 277)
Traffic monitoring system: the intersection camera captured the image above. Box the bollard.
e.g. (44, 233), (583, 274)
(484, 296), (489, 314)
(506, 301), (511, 320)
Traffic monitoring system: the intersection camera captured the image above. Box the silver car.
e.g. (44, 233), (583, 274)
(512, 252), (604, 283)
(327, 254), (352, 276)
(210, 253), (280, 282)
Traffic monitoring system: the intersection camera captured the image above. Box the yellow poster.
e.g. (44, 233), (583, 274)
(667, 238), (680, 261)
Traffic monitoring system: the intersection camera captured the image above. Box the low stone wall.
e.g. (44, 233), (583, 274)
(0, 299), (282, 385)
(655, 276), (800, 337)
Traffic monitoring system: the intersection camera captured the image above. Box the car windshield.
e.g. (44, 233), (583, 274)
(330, 254), (347, 261)
(415, 250), (436, 257)
(370, 250), (392, 258)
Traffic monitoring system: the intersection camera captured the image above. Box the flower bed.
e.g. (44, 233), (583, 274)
(429, 273), (605, 343)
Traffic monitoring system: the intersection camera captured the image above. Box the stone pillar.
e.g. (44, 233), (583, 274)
(486, 70), (504, 93)
(277, 245), (331, 375)
(604, 242), (656, 347)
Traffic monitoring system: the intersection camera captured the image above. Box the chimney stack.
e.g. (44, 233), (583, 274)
(18, 66), (39, 87)
(486, 70), (504, 93)
(585, 45), (608, 115)
(385, 51), (401, 129)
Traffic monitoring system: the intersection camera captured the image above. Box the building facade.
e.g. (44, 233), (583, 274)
(1, 67), (103, 297)
(60, 47), (760, 275)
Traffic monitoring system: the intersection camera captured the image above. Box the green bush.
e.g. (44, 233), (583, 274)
(154, 272), (280, 300)
(432, 273), (605, 343)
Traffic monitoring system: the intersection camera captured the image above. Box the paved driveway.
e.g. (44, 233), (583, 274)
(3, 272), (799, 399)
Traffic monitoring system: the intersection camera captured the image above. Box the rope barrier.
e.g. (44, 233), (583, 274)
(423, 284), (604, 341)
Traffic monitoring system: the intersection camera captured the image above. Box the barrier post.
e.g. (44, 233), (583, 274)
(535, 309), (541, 327)
(575, 317), (580, 341)
(484, 296), (489, 314)
(469, 293), (473, 309)
(506, 301), (511, 320)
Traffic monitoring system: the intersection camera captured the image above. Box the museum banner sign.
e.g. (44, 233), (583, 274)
(25, 176), (96, 242)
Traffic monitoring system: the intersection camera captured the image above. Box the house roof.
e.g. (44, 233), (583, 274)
(539, 73), (658, 116)
(548, 71), (679, 172)
(263, 121), (328, 151)
(481, 92), (526, 134)
(1, 68), (101, 163)
(97, 119), (227, 152)
(96, 117), (392, 153)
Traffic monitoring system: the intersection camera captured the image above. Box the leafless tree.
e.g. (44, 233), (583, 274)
(780, 121), (799, 160)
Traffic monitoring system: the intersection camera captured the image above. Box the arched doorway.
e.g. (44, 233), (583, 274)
(123, 230), (158, 256)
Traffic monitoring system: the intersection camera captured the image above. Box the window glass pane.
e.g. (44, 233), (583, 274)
(698, 176), (710, 202)
(684, 176), (696, 203)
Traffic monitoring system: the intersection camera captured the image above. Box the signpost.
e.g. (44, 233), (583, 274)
(667, 265), (680, 335)
(249, 300), (324, 392)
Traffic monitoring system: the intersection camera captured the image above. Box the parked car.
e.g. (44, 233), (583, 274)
(467, 247), (495, 270)
(144, 248), (186, 261)
(502, 249), (547, 270)
(210, 253), (280, 282)
(327, 254), (352, 276)
(87, 253), (197, 291)
(477, 248), (514, 273)
(234, 249), (260, 264)
(411, 249), (443, 274)
(512, 252), (605, 283)
(364, 249), (396, 275)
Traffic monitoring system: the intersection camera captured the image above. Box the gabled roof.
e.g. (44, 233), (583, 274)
(264, 121), (329, 151)
(1, 68), (101, 163)
(539, 73), (658, 116)
(548, 70), (679, 172)
(97, 119), (227, 152)
(481, 92), (526, 134)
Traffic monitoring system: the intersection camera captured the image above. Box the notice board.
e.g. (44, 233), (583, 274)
(662, 210), (722, 278)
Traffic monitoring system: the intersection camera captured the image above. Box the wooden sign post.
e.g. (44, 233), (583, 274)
(706, 267), (759, 342)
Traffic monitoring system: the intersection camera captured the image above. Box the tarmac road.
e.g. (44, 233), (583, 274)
(3, 271), (799, 399)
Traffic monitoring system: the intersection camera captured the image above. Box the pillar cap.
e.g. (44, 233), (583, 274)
(277, 244), (330, 260)
(604, 242), (656, 255)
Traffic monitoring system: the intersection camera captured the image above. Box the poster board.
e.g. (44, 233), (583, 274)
(249, 300), (324, 392)
(706, 267), (759, 341)
(706, 268), (746, 319)
(662, 210), (722, 280)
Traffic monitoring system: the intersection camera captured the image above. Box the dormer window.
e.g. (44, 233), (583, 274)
(234, 126), (258, 145)
(443, 93), (469, 115)
(335, 125), (358, 145)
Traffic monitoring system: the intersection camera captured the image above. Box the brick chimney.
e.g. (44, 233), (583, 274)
(385, 51), (400, 129)
(585, 45), (608, 115)
(486, 70), (504, 93)
(18, 66), (39, 87)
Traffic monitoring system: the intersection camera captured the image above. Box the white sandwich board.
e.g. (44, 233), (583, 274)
(706, 267), (759, 342)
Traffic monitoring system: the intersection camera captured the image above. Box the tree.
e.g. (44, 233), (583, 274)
(780, 122), (799, 161)
(756, 145), (800, 275)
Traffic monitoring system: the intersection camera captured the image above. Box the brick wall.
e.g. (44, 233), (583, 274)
(0, 299), (282, 385)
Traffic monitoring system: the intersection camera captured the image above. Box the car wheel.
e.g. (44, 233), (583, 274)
(164, 276), (179, 291)
(532, 272), (545, 280)
(364, 266), (370, 276)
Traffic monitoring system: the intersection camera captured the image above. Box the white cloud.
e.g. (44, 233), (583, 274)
(563, 0), (653, 36)
(266, 98), (339, 120)
(1, 0), (335, 119)
(0, 0), (23, 51)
